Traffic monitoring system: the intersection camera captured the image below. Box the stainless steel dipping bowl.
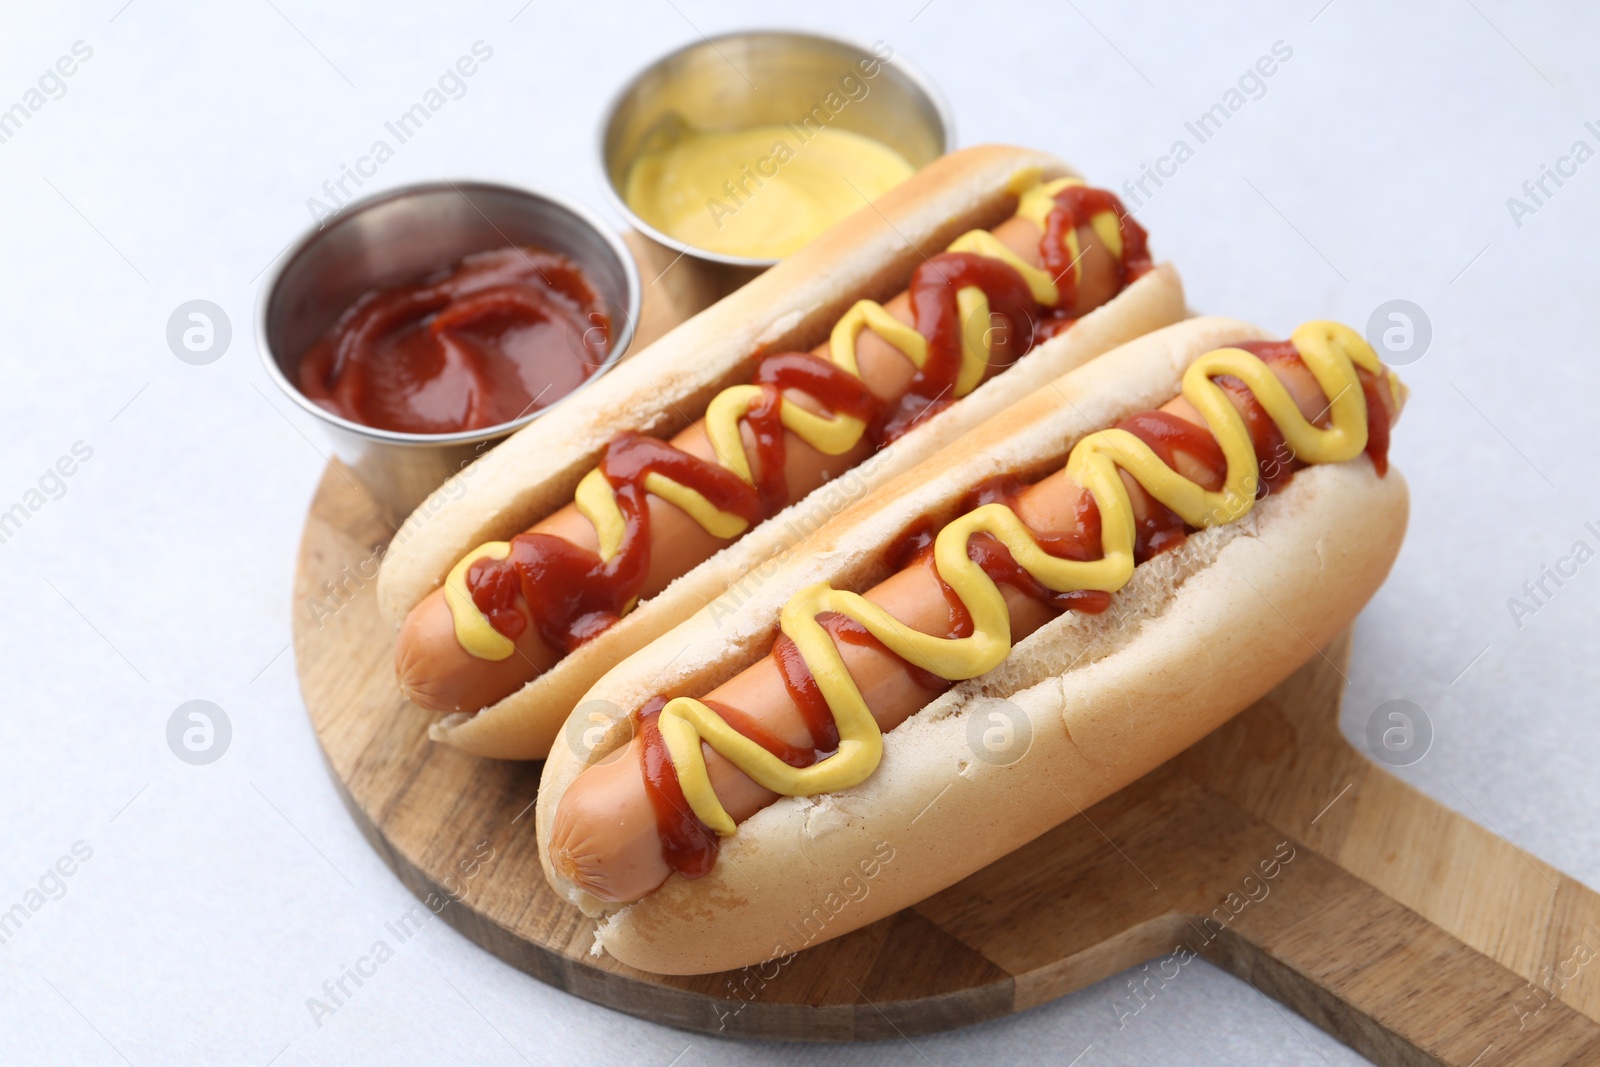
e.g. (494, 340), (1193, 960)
(599, 29), (954, 277)
(257, 180), (641, 523)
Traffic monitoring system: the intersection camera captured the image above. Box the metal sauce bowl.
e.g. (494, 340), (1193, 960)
(599, 28), (954, 293)
(257, 180), (641, 523)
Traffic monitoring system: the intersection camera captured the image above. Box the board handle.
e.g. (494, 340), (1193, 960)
(1198, 837), (1600, 1067)
(1173, 631), (1600, 1064)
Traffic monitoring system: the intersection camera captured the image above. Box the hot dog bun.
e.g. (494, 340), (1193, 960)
(376, 144), (1187, 760)
(536, 317), (1408, 974)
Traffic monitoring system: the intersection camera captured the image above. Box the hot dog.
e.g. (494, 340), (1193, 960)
(377, 145), (1187, 759)
(536, 317), (1408, 975)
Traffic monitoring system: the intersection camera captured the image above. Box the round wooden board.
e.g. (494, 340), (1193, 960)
(292, 458), (1600, 1056)
(287, 236), (1600, 1055)
(291, 458), (1600, 1056)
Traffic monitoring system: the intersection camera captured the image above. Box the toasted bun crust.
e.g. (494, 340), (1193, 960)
(375, 144), (1187, 759)
(536, 317), (1409, 974)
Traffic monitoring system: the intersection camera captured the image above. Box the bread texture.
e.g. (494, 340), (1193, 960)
(375, 144), (1187, 759)
(536, 317), (1410, 975)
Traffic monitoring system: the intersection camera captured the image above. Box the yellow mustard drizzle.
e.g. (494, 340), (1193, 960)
(659, 321), (1390, 836)
(447, 175), (1118, 660)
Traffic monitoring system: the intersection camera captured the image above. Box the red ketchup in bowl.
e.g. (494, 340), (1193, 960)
(298, 247), (611, 434)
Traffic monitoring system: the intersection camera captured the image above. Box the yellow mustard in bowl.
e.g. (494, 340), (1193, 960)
(623, 124), (914, 260)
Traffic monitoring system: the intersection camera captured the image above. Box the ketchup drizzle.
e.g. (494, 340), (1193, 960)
(1115, 411), (1224, 562)
(878, 252), (1036, 441)
(1037, 185), (1153, 337)
(469, 432), (764, 656)
(772, 631), (842, 754)
(470, 186), (1150, 661)
(637, 698), (720, 879)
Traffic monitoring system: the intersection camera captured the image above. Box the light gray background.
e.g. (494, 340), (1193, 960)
(1, 1), (1595, 1064)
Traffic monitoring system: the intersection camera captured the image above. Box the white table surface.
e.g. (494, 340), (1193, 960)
(2, 1), (1596, 1063)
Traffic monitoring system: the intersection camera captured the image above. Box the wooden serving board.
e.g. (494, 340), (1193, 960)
(290, 239), (1600, 1061)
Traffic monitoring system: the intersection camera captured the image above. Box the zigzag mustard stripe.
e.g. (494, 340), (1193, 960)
(660, 321), (1389, 836)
